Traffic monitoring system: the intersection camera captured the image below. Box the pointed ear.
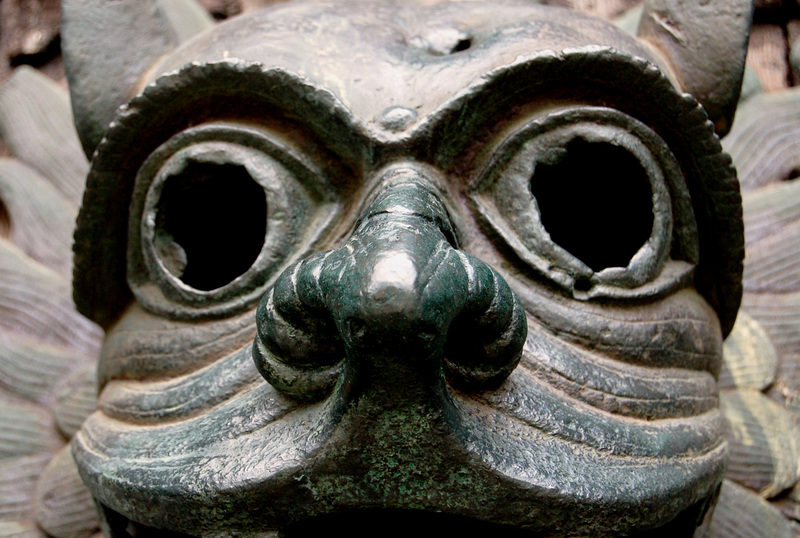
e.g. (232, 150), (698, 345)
(61, 0), (214, 157)
(637, 0), (753, 136)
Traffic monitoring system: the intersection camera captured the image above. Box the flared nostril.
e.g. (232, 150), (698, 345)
(252, 256), (345, 401)
(344, 318), (367, 341)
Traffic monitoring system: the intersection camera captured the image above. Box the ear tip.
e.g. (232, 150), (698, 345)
(712, 100), (740, 138)
(637, 0), (753, 136)
(71, 109), (102, 159)
(61, 0), (214, 157)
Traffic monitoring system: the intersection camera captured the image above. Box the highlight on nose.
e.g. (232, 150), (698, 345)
(253, 167), (527, 401)
(368, 252), (415, 295)
(364, 252), (419, 314)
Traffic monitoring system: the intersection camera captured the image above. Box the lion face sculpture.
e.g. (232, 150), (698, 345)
(65, 1), (750, 535)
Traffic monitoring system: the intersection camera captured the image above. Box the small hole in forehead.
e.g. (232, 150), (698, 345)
(450, 37), (473, 53)
(410, 27), (474, 56)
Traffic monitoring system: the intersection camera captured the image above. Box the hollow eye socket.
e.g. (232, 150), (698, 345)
(128, 122), (336, 319)
(154, 161), (267, 291)
(473, 106), (696, 299)
(530, 138), (654, 273)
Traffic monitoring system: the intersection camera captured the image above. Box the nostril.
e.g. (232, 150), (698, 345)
(252, 256), (345, 401)
(443, 253), (527, 390)
(345, 318), (367, 341)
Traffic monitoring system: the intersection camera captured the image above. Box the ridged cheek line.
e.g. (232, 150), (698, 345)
(513, 283), (723, 374)
(77, 365), (724, 475)
(468, 367), (725, 458)
(99, 343), (265, 423)
(518, 316), (719, 419)
(80, 380), (304, 458)
(88, 338), (724, 463)
(98, 305), (257, 385)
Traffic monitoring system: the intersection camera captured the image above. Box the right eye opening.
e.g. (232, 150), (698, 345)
(530, 138), (654, 272)
(154, 160), (267, 291)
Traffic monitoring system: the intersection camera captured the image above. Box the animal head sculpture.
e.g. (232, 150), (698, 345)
(63, 0), (751, 535)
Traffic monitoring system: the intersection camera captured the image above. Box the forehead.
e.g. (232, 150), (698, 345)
(149, 0), (666, 127)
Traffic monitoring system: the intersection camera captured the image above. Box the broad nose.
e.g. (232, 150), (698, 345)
(253, 167), (526, 403)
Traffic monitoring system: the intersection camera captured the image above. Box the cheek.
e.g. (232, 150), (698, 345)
(513, 284), (723, 375)
(97, 302), (257, 386)
(95, 302), (263, 424)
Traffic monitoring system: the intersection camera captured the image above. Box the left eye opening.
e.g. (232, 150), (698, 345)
(153, 159), (267, 291)
(472, 106), (698, 300)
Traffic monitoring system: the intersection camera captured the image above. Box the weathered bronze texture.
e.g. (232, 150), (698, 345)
(54, 0), (752, 535)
